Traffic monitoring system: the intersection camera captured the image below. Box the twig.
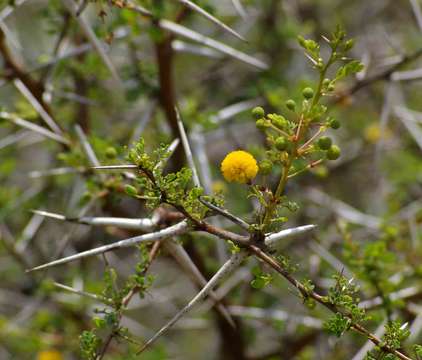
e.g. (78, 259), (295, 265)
(248, 246), (413, 360)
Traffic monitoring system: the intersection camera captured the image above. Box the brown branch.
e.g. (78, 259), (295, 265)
(197, 221), (250, 246)
(248, 245), (413, 360)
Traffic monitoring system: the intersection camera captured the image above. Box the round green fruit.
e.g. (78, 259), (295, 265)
(327, 145), (341, 160)
(285, 99), (296, 111)
(105, 146), (118, 159)
(302, 87), (314, 99)
(259, 160), (273, 175)
(275, 136), (288, 151)
(317, 136), (332, 150)
(252, 106), (265, 119)
(329, 118), (341, 129)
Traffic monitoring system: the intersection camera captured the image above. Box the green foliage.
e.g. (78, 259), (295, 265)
(366, 321), (411, 359)
(127, 137), (217, 220)
(382, 321), (410, 351)
(413, 344), (422, 358)
(80, 330), (102, 360)
(324, 312), (351, 337)
(251, 266), (273, 289)
(326, 274), (367, 324)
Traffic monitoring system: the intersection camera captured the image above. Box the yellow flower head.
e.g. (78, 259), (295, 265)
(37, 350), (63, 360)
(221, 150), (258, 184)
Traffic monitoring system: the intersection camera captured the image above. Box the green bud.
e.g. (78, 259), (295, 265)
(273, 117), (287, 129)
(327, 84), (335, 92)
(297, 35), (306, 47)
(317, 136), (332, 150)
(255, 118), (268, 130)
(259, 160), (273, 175)
(285, 99), (296, 111)
(252, 106), (265, 119)
(275, 136), (288, 151)
(329, 118), (341, 129)
(327, 145), (341, 160)
(302, 87), (314, 99)
(105, 146), (117, 159)
(268, 113), (287, 129)
(125, 184), (138, 196)
(337, 30), (346, 41)
(344, 39), (355, 51)
(323, 78), (330, 87)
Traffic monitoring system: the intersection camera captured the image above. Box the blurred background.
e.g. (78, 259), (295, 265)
(0, 0), (422, 359)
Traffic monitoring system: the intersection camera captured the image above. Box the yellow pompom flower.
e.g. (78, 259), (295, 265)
(37, 350), (63, 360)
(221, 150), (258, 184)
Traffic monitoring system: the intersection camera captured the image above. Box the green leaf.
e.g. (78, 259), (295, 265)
(251, 278), (266, 289)
(335, 60), (364, 80)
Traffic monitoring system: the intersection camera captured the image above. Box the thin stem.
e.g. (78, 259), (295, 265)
(298, 126), (325, 154)
(268, 123), (290, 137)
(248, 246), (413, 360)
(261, 47), (336, 231)
(287, 159), (323, 178)
(97, 241), (162, 359)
